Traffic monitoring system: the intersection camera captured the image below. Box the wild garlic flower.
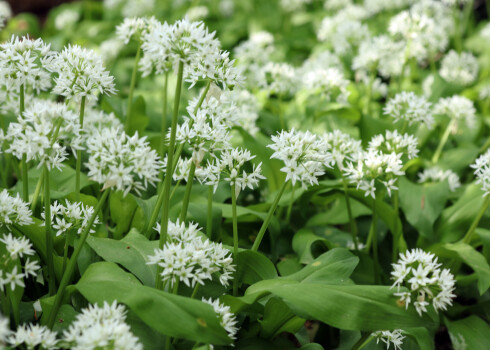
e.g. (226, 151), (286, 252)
(0, 233), (40, 291)
(63, 301), (143, 350)
(54, 8), (80, 30)
(259, 62), (298, 97)
(301, 51), (343, 72)
(0, 313), (9, 345)
(411, 0), (454, 35)
(433, 96), (477, 131)
(104, 0), (155, 18)
(85, 128), (162, 196)
(0, 0), (12, 29)
(391, 248), (456, 316)
(439, 50), (479, 86)
(185, 5), (209, 21)
(383, 92), (434, 129)
(204, 148), (265, 196)
(372, 329), (405, 350)
(368, 130), (419, 160)
(149, 220), (235, 288)
(480, 22), (490, 41)
(41, 200), (100, 237)
(324, 0), (352, 11)
(363, 0), (414, 15)
(7, 324), (58, 350)
(280, 0), (312, 12)
(322, 130), (362, 171)
(0, 189), (33, 227)
(99, 38), (125, 63)
(318, 19), (370, 56)
(269, 129), (333, 189)
(418, 167), (461, 192)
(44, 45), (116, 100)
(479, 84), (490, 101)
(82, 107), (123, 137)
(0, 35), (52, 93)
(202, 298), (239, 341)
(470, 150), (490, 197)
(116, 16), (155, 44)
(302, 67), (350, 104)
(442, 0), (471, 6)
(220, 89), (260, 136)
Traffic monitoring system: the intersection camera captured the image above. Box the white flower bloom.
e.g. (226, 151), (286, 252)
(368, 130), (419, 160)
(99, 38), (124, 62)
(41, 200), (100, 237)
(44, 44), (116, 100)
(384, 92), (434, 129)
(8, 323), (58, 350)
(480, 22), (490, 41)
(185, 5), (209, 21)
(149, 221), (235, 288)
(471, 149), (490, 197)
(302, 67), (350, 104)
(391, 248), (456, 316)
(54, 8), (80, 30)
(0, 189), (33, 227)
(363, 0), (414, 15)
(104, 0), (155, 18)
(439, 50), (479, 86)
(318, 17), (370, 56)
(259, 62), (298, 97)
(0, 233), (35, 260)
(85, 128), (162, 196)
(0, 0), (12, 29)
(322, 130), (362, 170)
(202, 298), (239, 341)
(116, 17), (153, 44)
(433, 96), (477, 131)
(63, 301), (142, 350)
(418, 167), (461, 192)
(372, 329), (405, 350)
(220, 89), (260, 135)
(280, 0), (312, 12)
(0, 313), (9, 345)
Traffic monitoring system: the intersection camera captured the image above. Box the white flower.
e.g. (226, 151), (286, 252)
(0, 189), (33, 227)
(418, 167), (461, 192)
(391, 248), (456, 316)
(220, 89), (260, 135)
(0, 0), (12, 29)
(433, 96), (477, 131)
(63, 301), (142, 350)
(302, 67), (350, 104)
(8, 323), (58, 350)
(149, 221), (235, 288)
(41, 200), (100, 237)
(372, 329), (405, 350)
(318, 18), (370, 56)
(368, 130), (419, 160)
(85, 128), (162, 196)
(259, 62), (298, 97)
(470, 149), (490, 197)
(439, 50), (479, 86)
(202, 298), (239, 341)
(116, 17), (153, 44)
(44, 44), (116, 100)
(384, 92), (434, 129)
(0, 312), (9, 344)
(322, 130), (362, 170)
(0, 233), (35, 259)
(104, 0), (155, 18)
(280, 0), (312, 12)
(54, 8), (80, 30)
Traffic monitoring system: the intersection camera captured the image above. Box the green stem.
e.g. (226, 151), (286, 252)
(169, 180), (181, 202)
(190, 283), (200, 299)
(461, 0), (474, 43)
(363, 72), (375, 116)
(179, 161), (196, 223)
(432, 120), (455, 164)
(62, 236), (69, 275)
(206, 186), (213, 238)
(251, 181), (288, 252)
(350, 334), (374, 350)
(156, 61), (185, 290)
(285, 183), (295, 224)
(392, 190), (401, 262)
(342, 177), (359, 251)
(6, 287), (19, 327)
(158, 72), (169, 191)
(125, 42), (142, 134)
(165, 282), (180, 350)
(75, 96), (86, 201)
(46, 189), (110, 329)
(231, 184), (239, 296)
(462, 196), (490, 244)
(31, 171), (44, 211)
(44, 165), (56, 296)
(21, 154), (29, 202)
(0, 290), (9, 317)
(366, 199), (379, 284)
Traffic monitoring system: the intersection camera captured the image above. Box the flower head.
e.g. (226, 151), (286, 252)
(202, 298), (239, 341)
(42, 200), (100, 237)
(372, 329), (405, 350)
(0, 189), (33, 227)
(7, 324), (58, 350)
(470, 149), (490, 197)
(384, 92), (434, 129)
(434, 96), (477, 131)
(439, 50), (478, 86)
(418, 167), (461, 192)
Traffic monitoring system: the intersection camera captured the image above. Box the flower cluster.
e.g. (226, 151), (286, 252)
(7, 323), (58, 350)
(384, 92), (434, 129)
(259, 62), (298, 97)
(368, 130), (419, 160)
(104, 0), (155, 18)
(418, 167), (461, 192)
(439, 50), (479, 86)
(220, 89), (260, 135)
(269, 129), (333, 189)
(44, 45), (116, 100)
(42, 200), (100, 237)
(116, 16), (156, 44)
(202, 298), (239, 341)
(0, 189), (33, 227)
(0, 233), (40, 291)
(0, 1), (11, 29)
(85, 128), (162, 196)
(148, 220), (235, 288)
(322, 130), (362, 171)
(63, 301), (143, 350)
(372, 329), (405, 350)
(471, 149), (490, 197)
(391, 248), (456, 316)
(302, 67), (350, 104)
(433, 96), (477, 131)
(318, 15), (370, 56)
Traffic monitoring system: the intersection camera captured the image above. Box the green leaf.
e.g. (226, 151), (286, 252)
(443, 242), (490, 295)
(404, 327), (435, 350)
(127, 95), (150, 135)
(76, 262), (231, 344)
(398, 178), (450, 240)
(86, 229), (158, 286)
(260, 297), (305, 339)
(446, 315), (490, 350)
(306, 197), (370, 227)
(109, 191), (138, 239)
(236, 250), (278, 285)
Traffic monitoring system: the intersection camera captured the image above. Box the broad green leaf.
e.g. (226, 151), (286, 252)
(443, 242), (490, 295)
(446, 315), (490, 350)
(306, 197), (370, 227)
(86, 229), (157, 286)
(127, 95), (149, 135)
(260, 297), (305, 339)
(236, 250), (278, 285)
(76, 262), (231, 344)
(398, 178), (450, 240)
(109, 191), (138, 239)
(404, 327), (435, 350)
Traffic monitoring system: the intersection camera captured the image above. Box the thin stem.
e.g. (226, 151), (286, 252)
(350, 334), (374, 350)
(251, 181), (288, 252)
(206, 186), (213, 238)
(31, 171), (44, 211)
(159, 72), (169, 191)
(21, 154), (29, 202)
(285, 183), (295, 224)
(462, 196), (490, 244)
(75, 96), (86, 201)
(231, 184), (239, 296)
(190, 283), (200, 299)
(62, 236), (69, 275)
(363, 72), (376, 116)
(432, 120), (455, 164)
(392, 190), (401, 262)
(6, 288), (19, 327)
(165, 282), (180, 350)
(461, 0), (474, 43)
(46, 189), (110, 329)
(125, 41), (142, 134)
(370, 200), (379, 285)
(44, 165), (56, 296)
(169, 179), (181, 202)
(0, 290), (9, 317)
(179, 162), (196, 223)
(156, 61), (185, 290)
(342, 177), (358, 251)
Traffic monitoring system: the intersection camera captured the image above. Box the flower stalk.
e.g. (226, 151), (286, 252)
(231, 184), (239, 296)
(75, 96), (87, 201)
(179, 161), (196, 222)
(124, 41), (142, 134)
